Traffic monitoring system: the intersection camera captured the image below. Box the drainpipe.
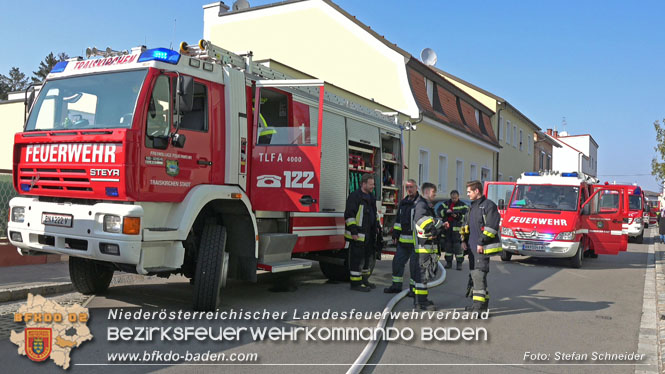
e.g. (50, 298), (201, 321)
(495, 102), (506, 181)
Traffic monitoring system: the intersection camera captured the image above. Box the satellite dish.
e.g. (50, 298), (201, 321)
(233, 0), (250, 10)
(420, 48), (437, 66)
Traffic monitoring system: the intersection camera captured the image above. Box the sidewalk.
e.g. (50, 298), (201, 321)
(0, 262), (73, 303)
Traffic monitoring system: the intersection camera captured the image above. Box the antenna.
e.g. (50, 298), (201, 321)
(233, 0), (250, 10)
(420, 48), (437, 66)
(170, 19), (177, 50)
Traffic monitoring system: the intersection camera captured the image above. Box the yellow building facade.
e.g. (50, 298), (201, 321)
(436, 70), (541, 181)
(202, 0), (499, 195)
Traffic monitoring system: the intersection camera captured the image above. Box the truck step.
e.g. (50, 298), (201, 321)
(257, 258), (312, 273)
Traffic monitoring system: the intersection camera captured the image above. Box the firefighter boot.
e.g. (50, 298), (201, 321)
(384, 282), (402, 293)
(465, 300), (484, 313)
(361, 274), (376, 289)
(415, 300), (436, 311)
(350, 283), (371, 292)
(444, 254), (453, 269)
(456, 261), (463, 271)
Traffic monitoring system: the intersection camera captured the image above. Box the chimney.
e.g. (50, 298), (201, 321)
(546, 129), (553, 136)
(553, 130), (558, 137)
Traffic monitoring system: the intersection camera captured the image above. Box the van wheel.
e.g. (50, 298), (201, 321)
(69, 257), (114, 295)
(193, 224), (228, 311)
(500, 251), (512, 261)
(570, 242), (583, 269)
(635, 231), (644, 244)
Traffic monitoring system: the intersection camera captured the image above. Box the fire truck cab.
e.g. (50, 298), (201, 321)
(500, 171), (629, 268)
(7, 41), (405, 310)
(593, 184), (644, 243)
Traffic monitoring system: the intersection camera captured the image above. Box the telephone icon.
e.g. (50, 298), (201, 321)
(257, 175), (282, 188)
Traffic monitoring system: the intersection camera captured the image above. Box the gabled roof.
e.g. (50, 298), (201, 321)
(433, 66), (541, 131)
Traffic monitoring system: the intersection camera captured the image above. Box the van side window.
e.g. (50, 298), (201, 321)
(179, 82), (208, 132)
(255, 89), (316, 146)
(592, 190), (620, 215)
(145, 75), (171, 148)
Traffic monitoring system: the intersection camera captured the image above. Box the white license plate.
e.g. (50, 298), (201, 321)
(42, 213), (73, 227)
(522, 243), (545, 251)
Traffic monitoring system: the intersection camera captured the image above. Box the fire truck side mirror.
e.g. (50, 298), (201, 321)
(177, 75), (194, 113)
(497, 199), (505, 210)
(172, 133), (186, 148)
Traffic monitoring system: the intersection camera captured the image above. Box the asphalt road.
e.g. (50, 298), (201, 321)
(1, 231), (653, 374)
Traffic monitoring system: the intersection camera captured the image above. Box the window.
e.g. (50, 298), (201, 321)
(438, 155), (448, 193)
(179, 82), (208, 132)
(539, 151), (545, 170)
(513, 125), (518, 148)
(506, 120), (511, 144)
(146, 75), (171, 148)
(474, 109), (480, 125)
(509, 176), (514, 182)
(255, 89), (316, 146)
(481, 167), (491, 183)
(470, 164), (478, 181)
(511, 185), (579, 211)
(547, 154), (552, 170)
(519, 129), (524, 151)
(589, 190), (620, 215)
(419, 149), (430, 186)
(456, 160), (464, 192)
(425, 78), (434, 106)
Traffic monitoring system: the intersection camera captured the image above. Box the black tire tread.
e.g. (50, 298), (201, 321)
(193, 224), (227, 311)
(69, 257), (114, 295)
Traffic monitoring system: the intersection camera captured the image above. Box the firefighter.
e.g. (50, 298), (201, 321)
(345, 173), (380, 292)
(384, 179), (419, 294)
(411, 182), (448, 310)
(435, 190), (468, 270)
(461, 180), (502, 313)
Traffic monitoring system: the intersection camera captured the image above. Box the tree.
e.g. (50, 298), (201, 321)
(32, 52), (69, 83)
(651, 119), (665, 187)
(0, 67), (28, 100)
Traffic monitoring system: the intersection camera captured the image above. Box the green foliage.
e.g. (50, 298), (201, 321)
(32, 52), (69, 84)
(651, 119), (665, 187)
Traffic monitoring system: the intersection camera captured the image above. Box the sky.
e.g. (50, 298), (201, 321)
(1, 0), (663, 191)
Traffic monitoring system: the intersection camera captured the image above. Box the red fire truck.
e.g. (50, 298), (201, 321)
(7, 41), (406, 310)
(499, 171), (629, 268)
(592, 184), (644, 243)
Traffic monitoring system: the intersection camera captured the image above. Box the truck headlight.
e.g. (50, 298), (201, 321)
(634, 218), (642, 224)
(103, 215), (122, 233)
(501, 227), (514, 236)
(556, 231), (575, 241)
(11, 207), (25, 223)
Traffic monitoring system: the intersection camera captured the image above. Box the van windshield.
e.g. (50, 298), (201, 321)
(510, 185), (580, 211)
(25, 70), (148, 131)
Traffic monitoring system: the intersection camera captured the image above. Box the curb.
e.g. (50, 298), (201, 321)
(0, 272), (156, 303)
(656, 238), (665, 374)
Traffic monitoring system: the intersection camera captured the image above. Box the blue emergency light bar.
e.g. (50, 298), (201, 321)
(524, 172), (540, 176)
(105, 187), (119, 197)
(561, 172), (578, 177)
(50, 61), (68, 73)
(633, 187), (642, 195)
(138, 48), (180, 65)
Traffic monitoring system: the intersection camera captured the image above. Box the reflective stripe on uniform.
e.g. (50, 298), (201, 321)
(483, 230), (496, 238)
(416, 217), (433, 230)
(452, 227), (461, 232)
(361, 269), (371, 275)
(350, 276), (362, 281)
(484, 227), (498, 235)
(258, 114), (276, 136)
(482, 242), (502, 254)
(393, 222), (402, 231)
(473, 295), (487, 302)
(356, 206), (364, 229)
(344, 231), (366, 241)
(392, 276), (403, 283)
(414, 289), (428, 295)
(415, 247), (437, 254)
(346, 218), (357, 226)
(399, 234), (415, 244)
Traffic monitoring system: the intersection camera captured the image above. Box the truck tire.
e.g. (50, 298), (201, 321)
(570, 242), (583, 269)
(500, 251), (512, 262)
(69, 257), (114, 295)
(193, 224), (228, 311)
(319, 249), (376, 282)
(635, 231), (644, 244)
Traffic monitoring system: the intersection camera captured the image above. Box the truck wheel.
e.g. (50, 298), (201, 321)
(635, 231), (644, 244)
(193, 224), (228, 311)
(500, 251), (512, 262)
(645, 223), (649, 229)
(69, 257), (114, 295)
(570, 242), (583, 269)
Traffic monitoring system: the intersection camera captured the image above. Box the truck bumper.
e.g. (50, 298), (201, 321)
(501, 238), (580, 258)
(7, 197), (183, 274)
(622, 222), (643, 237)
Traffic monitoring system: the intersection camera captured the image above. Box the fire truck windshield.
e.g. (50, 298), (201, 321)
(510, 185), (580, 211)
(25, 70), (148, 131)
(629, 195), (642, 210)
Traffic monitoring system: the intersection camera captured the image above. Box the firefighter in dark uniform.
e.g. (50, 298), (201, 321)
(461, 180), (502, 312)
(385, 179), (419, 294)
(434, 190), (469, 270)
(345, 173), (380, 292)
(411, 182), (448, 310)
